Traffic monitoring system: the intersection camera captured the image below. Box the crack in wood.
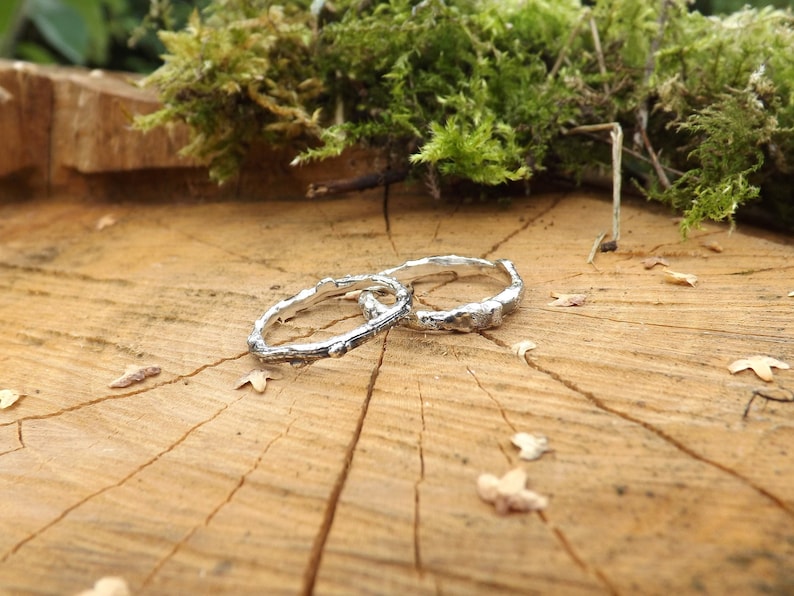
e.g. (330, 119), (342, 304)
(414, 381), (426, 576)
(0, 422), (25, 456)
(482, 194), (565, 259)
(422, 564), (598, 594)
(140, 417), (298, 590)
(542, 308), (794, 344)
(478, 332), (794, 518)
(536, 511), (620, 595)
(0, 261), (135, 285)
(148, 220), (290, 273)
(465, 366), (517, 434)
(382, 183), (398, 257)
(464, 350), (617, 591)
(301, 331), (390, 595)
(1, 352), (250, 431)
(0, 393), (248, 563)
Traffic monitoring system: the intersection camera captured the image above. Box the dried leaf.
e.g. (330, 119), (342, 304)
(0, 389), (22, 409)
(477, 468), (548, 514)
(234, 368), (282, 393)
(75, 576), (130, 596)
(108, 365), (161, 388)
(728, 355), (789, 382)
(663, 269), (698, 287)
(548, 292), (587, 307)
(95, 214), (117, 230)
(511, 432), (549, 461)
(641, 256), (670, 269)
(511, 340), (537, 361)
(700, 240), (723, 253)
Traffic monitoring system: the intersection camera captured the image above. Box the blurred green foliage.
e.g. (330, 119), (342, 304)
(0, 0), (208, 72)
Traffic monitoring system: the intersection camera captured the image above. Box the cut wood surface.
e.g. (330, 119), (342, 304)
(1, 187), (793, 595)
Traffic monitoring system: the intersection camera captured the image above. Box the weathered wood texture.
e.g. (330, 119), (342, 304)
(0, 60), (385, 201)
(1, 186), (793, 595)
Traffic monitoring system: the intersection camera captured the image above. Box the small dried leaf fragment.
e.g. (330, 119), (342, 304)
(477, 468), (548, 514)
(728, 355), (789, 382)
(642, 256), (670, 269)
(700, 240), (723, 253)
(108, 365), (161, 388)
(95, 214), (117, 230)
(234, 368), (282, 393)
(75, 576), (130, 596)
(511, 340), (537, 361)
(511, 432), (549, 461)
(548, 292), (587, 307)
(663, 269), (698, 287)
(0, 389), (22, 409)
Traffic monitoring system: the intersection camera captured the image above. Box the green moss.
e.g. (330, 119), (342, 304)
(135, 0), (794, 234)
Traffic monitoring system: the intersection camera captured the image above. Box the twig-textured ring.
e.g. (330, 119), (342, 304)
(248, 274), (412, 367)
(358, 255), (524, 332)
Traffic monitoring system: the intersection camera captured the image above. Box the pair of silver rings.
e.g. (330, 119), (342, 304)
(247, 255), (524, 367)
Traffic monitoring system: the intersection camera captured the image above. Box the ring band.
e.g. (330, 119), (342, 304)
(248, 274), (412, 367)
(358, 255), (524, 332)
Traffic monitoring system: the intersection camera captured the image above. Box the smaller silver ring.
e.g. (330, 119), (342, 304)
(248, 274), (412, 367)
(359, 255), (524, 332)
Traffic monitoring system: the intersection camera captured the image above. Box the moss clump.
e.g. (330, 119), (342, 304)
(136, 0), (794, 234)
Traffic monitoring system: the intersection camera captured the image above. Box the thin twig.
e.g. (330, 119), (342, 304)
(588, 16), (609, 95)
(577, 130), (684, 179)
(423, 164), (441, 200)
(549, 9), (590, 80)
(610, 123), (623, 241)
(587, 231), (606, 264)
(637, 123), (672, 189)
(635, 0), (674, 190)
(307, 169), (408, 198)
(567, 122), (623, 242)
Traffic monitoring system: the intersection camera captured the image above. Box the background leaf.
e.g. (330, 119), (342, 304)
(27, 0), (89, 64)
(0, 0), (27, 57)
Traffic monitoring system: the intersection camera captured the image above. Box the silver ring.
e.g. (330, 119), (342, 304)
(248, 274), (412, 367)
(359, 255), (524, 332)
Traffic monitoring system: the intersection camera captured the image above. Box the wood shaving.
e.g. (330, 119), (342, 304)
(342, 289), (363, 300)
(511, 340), (537, 361)
(75, 576), (130, 596)
(477, 468), (548, 514)
(511, 432), (549, 461)
(728, 355), (789, 382)
(234, 368), (282, 393)
(548, 292), (587, 307)
(641, 256), (670, 269)
(0, 389), (22, 409)
(95, 214), (117, 230)
(700, 240), (723, 253)
(108, 365), (161, 388)
(663, 269), (698, 287)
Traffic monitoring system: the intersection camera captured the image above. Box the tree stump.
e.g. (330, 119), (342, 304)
(1, 61), (793, 595)
(1, 187), (793, 595)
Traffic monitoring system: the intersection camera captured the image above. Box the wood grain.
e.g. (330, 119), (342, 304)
(1, 187), (793, 595)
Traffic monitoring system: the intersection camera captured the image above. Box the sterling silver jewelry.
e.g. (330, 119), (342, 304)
(248, 274), (412, 367)
(358, 255), (524, 332)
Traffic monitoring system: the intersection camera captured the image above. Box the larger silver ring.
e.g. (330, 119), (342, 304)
(248, 274), (412, 367)
(359, 255), (524, 332)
